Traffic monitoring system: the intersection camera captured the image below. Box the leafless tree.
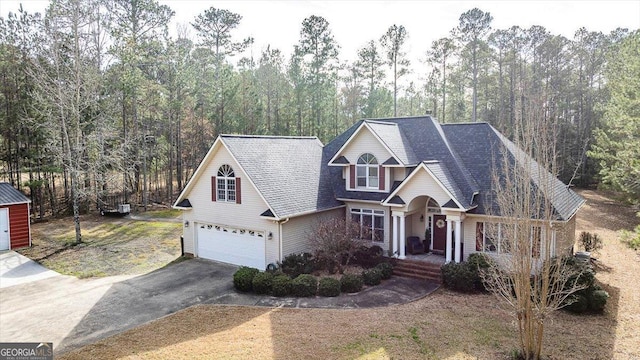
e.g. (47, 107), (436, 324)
(480, 96), (588, 360)
(308, 217), (365, 274)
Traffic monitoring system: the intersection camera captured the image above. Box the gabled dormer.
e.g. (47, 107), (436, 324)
(328, 120), (415, 193)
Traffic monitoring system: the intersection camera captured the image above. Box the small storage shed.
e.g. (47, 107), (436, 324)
(0, 182), (31, 250)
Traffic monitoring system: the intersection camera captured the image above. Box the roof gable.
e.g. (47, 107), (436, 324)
(0, 183), (31, 205)
(173, 137), (275, 217)
(328, 121), (399, 166)
(383, 162), (465, 209)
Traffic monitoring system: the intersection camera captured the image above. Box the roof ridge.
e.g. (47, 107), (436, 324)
(365, 120), (397, 126)
(441, 122), (491, 126)
(365, 115), (433, 121)
(432, 118), (481, 195)
(220, 134), (319, 140)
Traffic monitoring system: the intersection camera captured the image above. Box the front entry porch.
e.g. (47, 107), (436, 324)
(389, 196), (464, 263)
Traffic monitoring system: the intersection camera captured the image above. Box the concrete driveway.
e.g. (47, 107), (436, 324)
(0, 251), (60, 288)
(1, 255), (438, 356)
(0, 258), (243, 355)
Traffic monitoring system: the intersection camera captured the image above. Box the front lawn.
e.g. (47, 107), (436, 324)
(19, 215), (182, 278)
(58, 190), (640, 359)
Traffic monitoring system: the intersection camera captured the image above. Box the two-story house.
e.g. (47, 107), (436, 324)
(173, 116), (584, 270)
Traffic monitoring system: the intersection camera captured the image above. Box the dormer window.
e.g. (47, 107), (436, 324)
(356, 153), (379, 188)
(217, 165), (236, 202)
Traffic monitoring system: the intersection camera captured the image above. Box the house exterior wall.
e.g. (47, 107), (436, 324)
(281, 208), (344, 257)
(392, 167), (406, 182)
(344, 201), (391, 254)
(181, 144), (279, 265)
(394, 169), (452, 210)
(462, 215), (578, 261)
(341, 127), (392, 165)
(462, 216), (477, 260)
(0, 203), (30, 249)
(554, 216), (577, 255)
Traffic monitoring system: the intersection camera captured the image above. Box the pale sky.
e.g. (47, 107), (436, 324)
(1, 0), (639, 67)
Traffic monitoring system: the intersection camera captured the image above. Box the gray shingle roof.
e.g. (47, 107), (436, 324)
(441, 122), (584, 221)
(324, 116), (581, 221)
(365, 121), (418, 165)
(196, 116), (581, 223)
(364, 117), (479, 210)
(423, 161), (467, 208)
(222, 135), (343, 218)
(176, 199), (192, 208)
(0, 183), (30, 205)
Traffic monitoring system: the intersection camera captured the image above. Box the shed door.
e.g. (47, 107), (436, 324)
(196, 224), (266, 270)
(0, 208), (9, 250)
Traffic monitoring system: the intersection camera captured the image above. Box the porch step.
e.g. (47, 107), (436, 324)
(392, 258), (442, 283)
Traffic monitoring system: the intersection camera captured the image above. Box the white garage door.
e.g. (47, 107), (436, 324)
(197, 224), (266, 270)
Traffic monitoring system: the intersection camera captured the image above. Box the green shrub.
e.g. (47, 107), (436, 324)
(291, 274), (318, 297)
(566, 294), (589, 313)
(340, 273), (363, 293)
(271, 274), (292, 297)
(589, 289), (609, 312)
(579, 231), (603, 253)
(279, 252), (315, 278)
(441, 262), (476, 292)
(467, 253), (490, 291)
(375, 262), (393, 280)
(440, 254), (490, 293)
(233, 266), (260, 292)
(318, 277), (341, 297)
(362, 268), (382, 286)
(354, 245), (385, 268)
(552, 256), (609, 314)
(621, 221), (640, 250)
(252, 272), (274, 295)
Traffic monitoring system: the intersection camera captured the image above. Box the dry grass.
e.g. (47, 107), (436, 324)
(60, 190), (640, 360)
(19, 215), (182, 278)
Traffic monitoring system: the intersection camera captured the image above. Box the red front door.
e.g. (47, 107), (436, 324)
(432, 214), (446, 254)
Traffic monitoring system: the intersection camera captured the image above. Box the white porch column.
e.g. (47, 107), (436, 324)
(445, 219), (453, 263)
(392, 215), (398, 257)
(454, 220), (462, 263)
(399, 214), (406, 259)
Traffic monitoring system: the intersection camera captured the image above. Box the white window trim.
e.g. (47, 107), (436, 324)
(356, 154), (379, 189)
(351, 208), (385, 243)
(478, 222), (505, 254)
(478, 222), (545, 257)
(217, 165), (236, 203)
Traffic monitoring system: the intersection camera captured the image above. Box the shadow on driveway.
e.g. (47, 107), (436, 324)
(57, 258), (439, 356)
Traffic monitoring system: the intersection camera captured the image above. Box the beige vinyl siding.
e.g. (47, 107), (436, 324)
(345, 202), (391, 255)
(463, 215), (575, 261)
(555, 216), (577, 255)
(463, 217), (478, 260)
(181, 144), (280, 265)
(341, 127), (392, 165)
(340, 127), (393, 192)
(394, 168), (452, 210)
(181, 212), (195, 255)
(281, 208), (344, 257)
(392, 167), (407, 182)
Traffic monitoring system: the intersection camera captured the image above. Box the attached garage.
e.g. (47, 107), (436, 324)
(196, 223), (266, 270)
(0, 183), (31, 251)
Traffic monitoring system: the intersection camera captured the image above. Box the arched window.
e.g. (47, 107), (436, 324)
(356, 153), (379, 188)
(217, 165), (236, 202)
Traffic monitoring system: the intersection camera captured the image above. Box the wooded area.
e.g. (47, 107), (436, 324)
(0, 0), (637, 227)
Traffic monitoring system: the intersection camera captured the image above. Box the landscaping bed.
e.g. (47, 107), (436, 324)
(233, 250), (394, 298)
